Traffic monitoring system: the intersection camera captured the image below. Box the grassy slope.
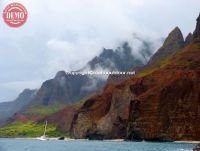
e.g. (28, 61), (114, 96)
(0, 97), (90, 137)
(136, 41), (200, 77)
(136, 56), (171, 77)
(25, 98), (89, 116)
(0, 122), (64, 138)
(25, 104), (64, 116)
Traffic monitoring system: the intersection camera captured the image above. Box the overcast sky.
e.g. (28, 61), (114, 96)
(0, 0), (199, 102)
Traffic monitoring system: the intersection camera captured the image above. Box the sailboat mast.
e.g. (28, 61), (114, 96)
(43, 120), (47, 136)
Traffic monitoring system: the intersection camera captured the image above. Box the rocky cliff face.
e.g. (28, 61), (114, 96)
(70, 84), (133, 139)
(127, 69), (200, 141)
(70, 15), (200, 140)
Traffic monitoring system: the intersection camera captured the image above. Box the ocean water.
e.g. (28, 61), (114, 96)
(0, 139), (196, 151)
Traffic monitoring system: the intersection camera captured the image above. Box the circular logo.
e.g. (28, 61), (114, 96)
(3, 3), (28, 28)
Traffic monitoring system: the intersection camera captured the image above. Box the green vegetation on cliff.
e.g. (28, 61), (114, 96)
(25, 104), (64, 116)
(0, 122), (64, 138)
(136, 57), (171, 77)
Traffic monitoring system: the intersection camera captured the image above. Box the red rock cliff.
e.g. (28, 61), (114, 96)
(70, 15), (200, 140)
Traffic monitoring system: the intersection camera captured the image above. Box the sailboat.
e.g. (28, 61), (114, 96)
(36, 120), (49, 141)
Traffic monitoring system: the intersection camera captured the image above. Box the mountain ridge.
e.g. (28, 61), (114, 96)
(0, 34), (156, 126)
(25, 38), (154, 107)
(0, 89), (37, 126)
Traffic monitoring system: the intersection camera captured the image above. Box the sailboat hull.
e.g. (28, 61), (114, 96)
(36, 135), (49, 141)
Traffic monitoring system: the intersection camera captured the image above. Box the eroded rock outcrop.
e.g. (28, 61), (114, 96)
(70, 84), (135, 139)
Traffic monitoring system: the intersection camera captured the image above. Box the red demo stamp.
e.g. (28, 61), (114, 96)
(3, 3), (28, 28)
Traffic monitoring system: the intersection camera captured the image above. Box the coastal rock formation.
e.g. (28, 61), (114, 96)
(70, 14), (200, 140)
(71, 84), (134, 139)
(71, 39), (200, 140)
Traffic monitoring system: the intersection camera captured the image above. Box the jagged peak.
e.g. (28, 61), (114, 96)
(163, 26), (184, 47)
(100, 48), (114, 58)
(55, 70), (67, 79)
(17, 89), (37, 101)
(174, 26), (181, 32)
(21, 88), (36, 93)
(185, 33), (193, 45)
(186, 32), (193, 38)
(193, 13), (200, 38)
(146, 27), (185, 67)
